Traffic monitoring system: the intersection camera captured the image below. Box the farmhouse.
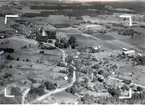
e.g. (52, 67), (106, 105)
(122, 50), (135, 57)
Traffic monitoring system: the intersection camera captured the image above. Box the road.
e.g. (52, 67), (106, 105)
(31, 70), (76, 104)
(22, 42), (66, 104)
(43, 43), (66, 62)
(27, 42), (76, 104)
(80, 33), (145, 54)
(22, 88), (31, 104)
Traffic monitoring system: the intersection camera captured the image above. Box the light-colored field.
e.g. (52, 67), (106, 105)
(0, 36), (37, 49)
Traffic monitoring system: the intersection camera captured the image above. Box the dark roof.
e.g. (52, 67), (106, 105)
(36, 36), (48, 42)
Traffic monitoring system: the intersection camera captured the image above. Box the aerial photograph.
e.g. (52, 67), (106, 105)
(0, 0), (145, 104)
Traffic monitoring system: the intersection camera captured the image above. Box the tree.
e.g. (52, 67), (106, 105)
(16, 57), (20, 61)
(123, 80), (132, 84)
(7, 55), (11, 60)
(44, 81), (56, 90)
(54, 41), (60, 47)
(66, 86), (77, 94)
(26, 58), (30, 62)
(137, 87), (143, 92)
(68, 66), (74, 74)
(60, 38), (65, 44)
(39, 51), (44, 54)
(98, 69), (104, 75)
(68, 36), (76, 45)
(29, 44), (31, 47)
(11, 87), (22, 96)
(48, 39), (53, 43)
(92, 64), (100, 69)
(4, 73), (12, 79)
(108, 88), (120, 97)
(81, 94), (95, 104)
(121, 84), (129, 91)
(9, 65), (13, 68)
(71, 43), (76, 49)
(36, 60), (39, 63)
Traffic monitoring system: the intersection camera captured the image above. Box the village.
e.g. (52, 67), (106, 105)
(0, 0), (145, 104)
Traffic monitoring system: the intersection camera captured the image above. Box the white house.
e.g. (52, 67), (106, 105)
(123, 50), (135, 55)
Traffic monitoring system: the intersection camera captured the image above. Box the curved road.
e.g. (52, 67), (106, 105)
(31, 70), (76, 104)
(23, 42), (76, 104)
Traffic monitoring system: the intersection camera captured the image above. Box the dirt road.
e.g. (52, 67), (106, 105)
(31, 70), (76, 104)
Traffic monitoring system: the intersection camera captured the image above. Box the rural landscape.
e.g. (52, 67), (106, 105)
(0, 0), (145, 104)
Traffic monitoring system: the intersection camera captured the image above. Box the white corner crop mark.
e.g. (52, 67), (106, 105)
(120, 14), (132, 27)
(4, 88), (15, 98)
(5, 14), (19, 24)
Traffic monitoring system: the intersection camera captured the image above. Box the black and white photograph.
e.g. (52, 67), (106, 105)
(0, 0), (145, 104)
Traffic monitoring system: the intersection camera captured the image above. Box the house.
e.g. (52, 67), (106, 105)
(122, 50), (135, 57)
(0, 50), (4, 55)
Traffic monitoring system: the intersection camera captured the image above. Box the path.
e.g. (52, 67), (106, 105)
(22, 88), (30, 104)
(43, 43), (66, 62)
(26, 42), (76, 104)
(31, 70), (76, 104)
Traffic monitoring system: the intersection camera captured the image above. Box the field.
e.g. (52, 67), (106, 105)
(0, 36), (37, 49)
(0, 36), (68, 96)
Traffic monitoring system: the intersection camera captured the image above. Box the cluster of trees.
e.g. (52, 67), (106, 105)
(0, 48), (14, 53)
(7, 55), (30, 62)
(53, 24), (71, 28)
(11, 87), (22, 96)
(40, 46), (56, 50)
(45, 31), (56, 39)
(7, 55), (14, 60)
(55, 36), (78, 49)
(29, 84), (45, 96)
(22, 13), (42, 18)
(44, 81), (56, 90)
(134, 56), (145, 66)
(108, 88), (121, 97)
(36, 30), (56, 42)
(22, 3), (112, 18)
(21, 44), (31, 49)
(65, 86), (77, 94)
(118, 29), (141, 39)
(3, 73), (12, 79)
